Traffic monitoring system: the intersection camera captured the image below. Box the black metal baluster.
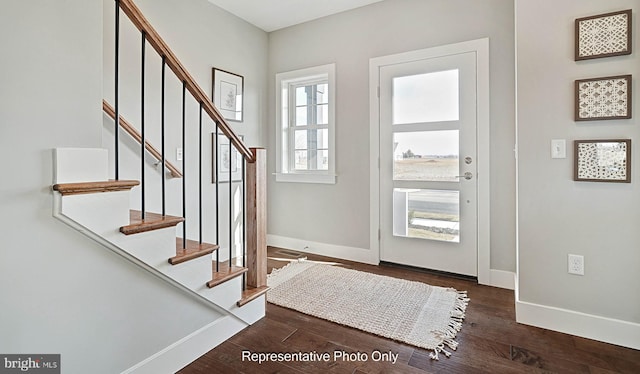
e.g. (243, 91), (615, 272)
(242, 156), (246, 289)
(199, 102), (203, 245)
(215, 127), (220, 272)
(161, 56), (166, 217)
(140, 31), (146, 219)
(182, 81), (187, 249)
(228, 138), (232, 268)
(114, 0), (120, 180)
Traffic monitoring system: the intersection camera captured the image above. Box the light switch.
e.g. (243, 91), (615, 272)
(176, 148), (183, 161)
(551, 139), (566, 159)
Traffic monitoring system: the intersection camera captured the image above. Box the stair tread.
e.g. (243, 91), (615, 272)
(53, 180), (139, 195)
(120, 210), (184, 235)
(206, 265), (248, 288)
(237, 286), (269, 307)
(169, 238), (218, 265)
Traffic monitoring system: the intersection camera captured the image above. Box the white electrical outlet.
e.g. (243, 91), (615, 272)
(568, 254), (584, 275)
(176, 148), (183, 161)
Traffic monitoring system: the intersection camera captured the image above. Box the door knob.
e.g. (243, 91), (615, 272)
(457, 172), (473, 180)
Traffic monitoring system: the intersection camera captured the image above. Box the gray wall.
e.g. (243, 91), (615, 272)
(267, 0), (517, 271)
(102, 0), (268, 255)
(517, 0), (640, 323)
(0, 1), (256, 372)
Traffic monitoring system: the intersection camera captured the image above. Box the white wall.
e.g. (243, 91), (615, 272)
(0, 1), (255, 372)
(267, 0), (516, 271)
(102, 0), (268, 257)
(517, 0), (640, 336)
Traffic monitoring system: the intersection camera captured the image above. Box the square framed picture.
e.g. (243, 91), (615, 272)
(574, 139), (631, 183)
(575, 9), (632, 61)
(212, 68), (244, 122)
(212, 133), (243, 183)
(575, 75), (632, 121)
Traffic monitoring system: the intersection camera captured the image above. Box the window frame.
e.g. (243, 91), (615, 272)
(275, 63), (336, 184)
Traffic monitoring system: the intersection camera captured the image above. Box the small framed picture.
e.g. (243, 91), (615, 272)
(574, 139), (631, 183)
(575, 9), (632, 61)
(212, 68), (244, 122)
(212, 133), (243, 183)
(575, 75), (632, 121)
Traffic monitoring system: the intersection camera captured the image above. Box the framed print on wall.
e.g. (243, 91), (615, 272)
(575, 75), (632, 121)
(574, 139), (631, 183)
(212, 68), (244, 122)
(575, 9), (632, 61)
(212, 133), (243, 183)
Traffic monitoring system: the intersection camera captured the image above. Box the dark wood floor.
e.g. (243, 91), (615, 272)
(179, 247), (640, 374)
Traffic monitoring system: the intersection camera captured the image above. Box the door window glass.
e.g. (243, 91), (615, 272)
(393, 130), (459, 181)
(393, 189), (460, 242)
(393, 69), (459, 124)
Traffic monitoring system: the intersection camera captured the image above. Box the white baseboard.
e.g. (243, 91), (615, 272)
(122, 315), (246, 374)
(267, 235), (379, 265)
(516, 299), (640, 350)
(488, 269), (515, 290)
(268, 235), (516, 291)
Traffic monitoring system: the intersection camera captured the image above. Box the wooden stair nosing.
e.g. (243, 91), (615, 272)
(120, 210), (184, 235)
(237, 286), (269, 307)
(169, 238), (218, 265)
(53, 180), (139, 196)
(206, 265), (248, 288)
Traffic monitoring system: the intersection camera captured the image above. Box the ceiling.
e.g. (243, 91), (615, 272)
(207, 0), (384, 32)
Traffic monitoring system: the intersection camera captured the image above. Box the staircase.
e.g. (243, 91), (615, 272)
(50, 0), (268, 371)
(52, 149), (266, 323)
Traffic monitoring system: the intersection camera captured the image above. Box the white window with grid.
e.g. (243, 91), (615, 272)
(276, 64), (336, 184)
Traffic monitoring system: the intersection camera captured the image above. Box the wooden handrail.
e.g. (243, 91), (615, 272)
(118, 0), (254, 163)
(103, 100), (183, 178)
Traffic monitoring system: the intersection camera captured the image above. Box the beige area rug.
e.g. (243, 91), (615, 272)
(267, 260), (469, 360)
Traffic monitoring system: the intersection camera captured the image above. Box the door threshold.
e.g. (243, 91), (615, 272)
(379, 261), (478, 282)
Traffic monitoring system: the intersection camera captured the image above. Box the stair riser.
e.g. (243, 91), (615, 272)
(231, 295), (266, 325)
(116, 228), (177, 266)
(158, 255), (214, 291)
(201, 276), (243, 309)
(60, 191), (131, 233)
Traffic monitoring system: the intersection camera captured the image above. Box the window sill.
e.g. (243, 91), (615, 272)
(274, 173), (336, 184)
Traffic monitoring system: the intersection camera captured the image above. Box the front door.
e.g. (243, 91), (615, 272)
(379, 51), (478, 277)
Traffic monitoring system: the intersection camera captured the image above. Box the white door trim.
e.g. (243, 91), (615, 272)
(369, 38), (491, 285)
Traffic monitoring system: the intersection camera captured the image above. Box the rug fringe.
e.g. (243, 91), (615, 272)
(429, 290), (470, 360)
(266, 257), (317, 289)
(266, 256), (308, 279)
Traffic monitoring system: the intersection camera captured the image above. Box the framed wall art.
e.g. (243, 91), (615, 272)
(212, 68), (244, 122)
(212, 133), (243, 183)
(574, 139), (631, 183)
(575, 75), (631, 121)
(575, 9), (632, 61)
